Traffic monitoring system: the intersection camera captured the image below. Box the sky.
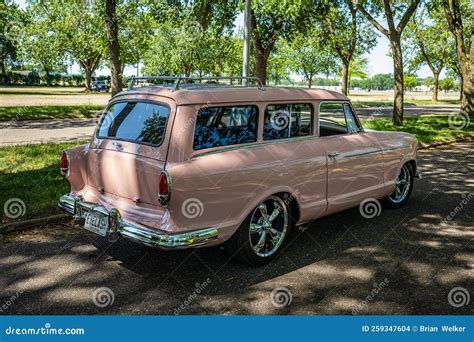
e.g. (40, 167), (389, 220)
(14, 0), (435, 79)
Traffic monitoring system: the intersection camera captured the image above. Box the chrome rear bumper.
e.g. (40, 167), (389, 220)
(58, 194), (218, 249)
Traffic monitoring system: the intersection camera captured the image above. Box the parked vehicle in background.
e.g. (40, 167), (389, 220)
(59, 76), (421, 266)
(91, 81), (109, 92)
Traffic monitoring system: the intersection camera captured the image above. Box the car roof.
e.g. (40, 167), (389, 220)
(112, 86), (349, 106)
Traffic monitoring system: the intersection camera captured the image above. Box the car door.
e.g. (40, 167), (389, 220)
(318, 102), (385, 214)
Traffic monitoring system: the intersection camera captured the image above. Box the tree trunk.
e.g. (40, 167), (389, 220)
(391, 37), (404, 125)
(253, 45), (268, 86)
(432, 72), (439, 102)
(341, 60), (349, 96)
(105, 0), (123, 97)
(459, 74), (464, 101)
(461, 66), (473, 114)
(84, 67), (93, 91)
(0, 60), (5, 84)
(308, 75), (312, 88)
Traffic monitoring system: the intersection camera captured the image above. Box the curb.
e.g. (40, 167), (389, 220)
(418, 136), (474, 150)
(0, 214), (69, 235)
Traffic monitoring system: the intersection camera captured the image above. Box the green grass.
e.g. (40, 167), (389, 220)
(0, 141), (87, 223)
(0, 105), (104, 121)
(362, 115), (474, 145)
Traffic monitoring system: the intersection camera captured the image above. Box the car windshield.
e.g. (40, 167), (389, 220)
(98, 101), (169, 146)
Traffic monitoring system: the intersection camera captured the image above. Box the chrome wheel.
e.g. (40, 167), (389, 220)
(249, 196), (288, 258)
(389, 164), (412, 204)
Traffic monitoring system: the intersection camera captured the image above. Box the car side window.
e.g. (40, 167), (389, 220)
(193, 105), (258, 150)
(343, 103), (361, 133)
(263, 103), (312, 141)
(319, 103), (348, 136)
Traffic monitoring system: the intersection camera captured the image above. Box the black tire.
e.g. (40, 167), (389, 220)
(225, 195), (293, 266)
(382, 163), (414, 208)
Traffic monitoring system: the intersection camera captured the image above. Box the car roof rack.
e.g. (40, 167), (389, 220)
(127, 76), (265, 92)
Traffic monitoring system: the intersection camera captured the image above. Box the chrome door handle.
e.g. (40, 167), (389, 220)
(328, 152), (340, 159)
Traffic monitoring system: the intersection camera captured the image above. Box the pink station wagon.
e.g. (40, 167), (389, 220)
(59, 76), (421, 265)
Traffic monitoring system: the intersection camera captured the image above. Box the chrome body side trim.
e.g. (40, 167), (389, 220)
(58, 194), (218, 249)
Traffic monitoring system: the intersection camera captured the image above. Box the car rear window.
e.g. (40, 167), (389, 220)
(193, 105), (258, 150)
(98, 101), (169, 146)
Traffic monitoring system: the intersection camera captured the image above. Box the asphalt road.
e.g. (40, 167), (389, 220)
(0, 142), (472, 315)
(0, 105), (460, 146)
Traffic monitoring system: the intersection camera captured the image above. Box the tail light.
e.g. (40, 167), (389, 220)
(158, 171), (171, 206)
(60, 150), (69, 176)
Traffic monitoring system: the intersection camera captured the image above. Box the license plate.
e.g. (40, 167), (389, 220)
(83, 211), (109, 237)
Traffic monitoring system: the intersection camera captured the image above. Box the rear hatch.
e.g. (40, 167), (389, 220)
(87, 100), (172, 206)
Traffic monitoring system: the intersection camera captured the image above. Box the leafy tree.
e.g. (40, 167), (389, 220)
(356, 0), (421, 125)
(315, 0), (377, 95)
(440, 77), (455, 92)
(403, 74), (417, 90)
(26, 0), (107, 90)
(21, 5), (68, 85)
(348, 56), (370, 93)
(286, 31), (339, 88)
(250, 0), (311, 85)
(404, 5), (451, 101)
(440, 0), (473, 114)
(0, 0), (23, 84)
(117, 0), (155, 72)
(222, 34), (245, 80)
